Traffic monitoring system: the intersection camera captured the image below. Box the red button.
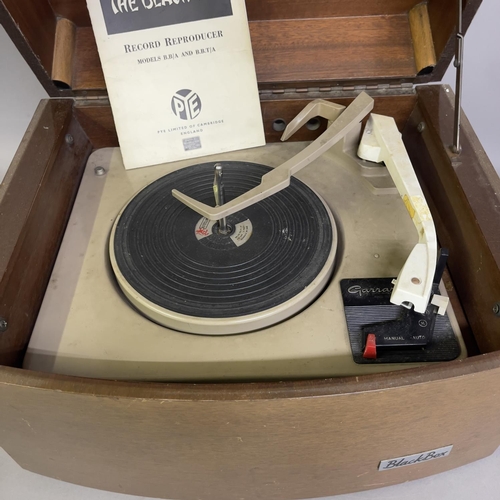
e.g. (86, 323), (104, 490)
(363, 334), (377, 359)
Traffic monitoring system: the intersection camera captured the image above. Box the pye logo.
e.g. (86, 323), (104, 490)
(171, 89), (202, 120)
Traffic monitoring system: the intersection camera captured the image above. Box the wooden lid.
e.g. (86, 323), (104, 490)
(0, 0), (482, 97)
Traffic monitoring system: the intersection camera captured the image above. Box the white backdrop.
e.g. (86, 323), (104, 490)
(1, 1), (500, 499)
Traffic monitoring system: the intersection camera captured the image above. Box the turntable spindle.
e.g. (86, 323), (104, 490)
(213, 163), (229, 234)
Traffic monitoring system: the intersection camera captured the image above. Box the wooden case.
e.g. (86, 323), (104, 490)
(1, 1), (500, 499)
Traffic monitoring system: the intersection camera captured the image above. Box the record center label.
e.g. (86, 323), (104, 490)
(231, 221), (253, 247)
(379, 445), (453, 471)
(194, 217), (216, 239)
(194, 217), (252, 247)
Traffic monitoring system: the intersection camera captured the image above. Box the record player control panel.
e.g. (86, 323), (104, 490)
(354, 249), (458, 363)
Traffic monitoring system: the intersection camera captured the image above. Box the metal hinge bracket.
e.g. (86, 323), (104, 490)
(259, 82), (415, 101)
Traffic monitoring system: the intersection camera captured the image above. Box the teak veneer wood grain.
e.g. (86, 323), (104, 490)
(0, 0), (56, 77)
(1, 0), (500, 497)
(251, 16), (416, 85)
(72, 16), (418, 92)
(0, 100), (92, 366)
(409, 2), (437, 74)
(51, 17), (77, 89)
(1, 88), (500, 500)
(1, 354), (500, 500)
(50, 0), (425, 27)
(75, 93), (418, 149)
(73, 25), (104, 90)
(404, 86), (500, 353)
(0, 0), (483, 96)
(50, 0), (91, 27)
(426, 0), (482, 83)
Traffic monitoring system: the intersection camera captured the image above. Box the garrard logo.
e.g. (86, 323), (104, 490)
(347, 284), (393, 298)
(379, 446), (453, 471)
(171, 89), (202, 120)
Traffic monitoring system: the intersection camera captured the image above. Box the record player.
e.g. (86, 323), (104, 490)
(22, 93), (467, 380)
(1, 1), (500, 499)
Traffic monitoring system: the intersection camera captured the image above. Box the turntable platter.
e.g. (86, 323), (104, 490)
(110, 161), (338, 335)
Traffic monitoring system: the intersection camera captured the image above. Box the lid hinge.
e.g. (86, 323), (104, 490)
(74, 94), (110, 105)
(260, 83), (415, 100)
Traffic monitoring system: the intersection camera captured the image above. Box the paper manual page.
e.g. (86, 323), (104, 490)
(86, 0), (265, 169)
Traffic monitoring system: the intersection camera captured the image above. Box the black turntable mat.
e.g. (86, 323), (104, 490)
(112, 161), (334, 318)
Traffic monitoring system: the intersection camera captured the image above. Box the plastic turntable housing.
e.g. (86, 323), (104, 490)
(23, 94), (467, 381)
(1, 1), (500, 499)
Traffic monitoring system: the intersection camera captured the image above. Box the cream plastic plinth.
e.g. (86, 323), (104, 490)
(24, 144), (467, 381)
